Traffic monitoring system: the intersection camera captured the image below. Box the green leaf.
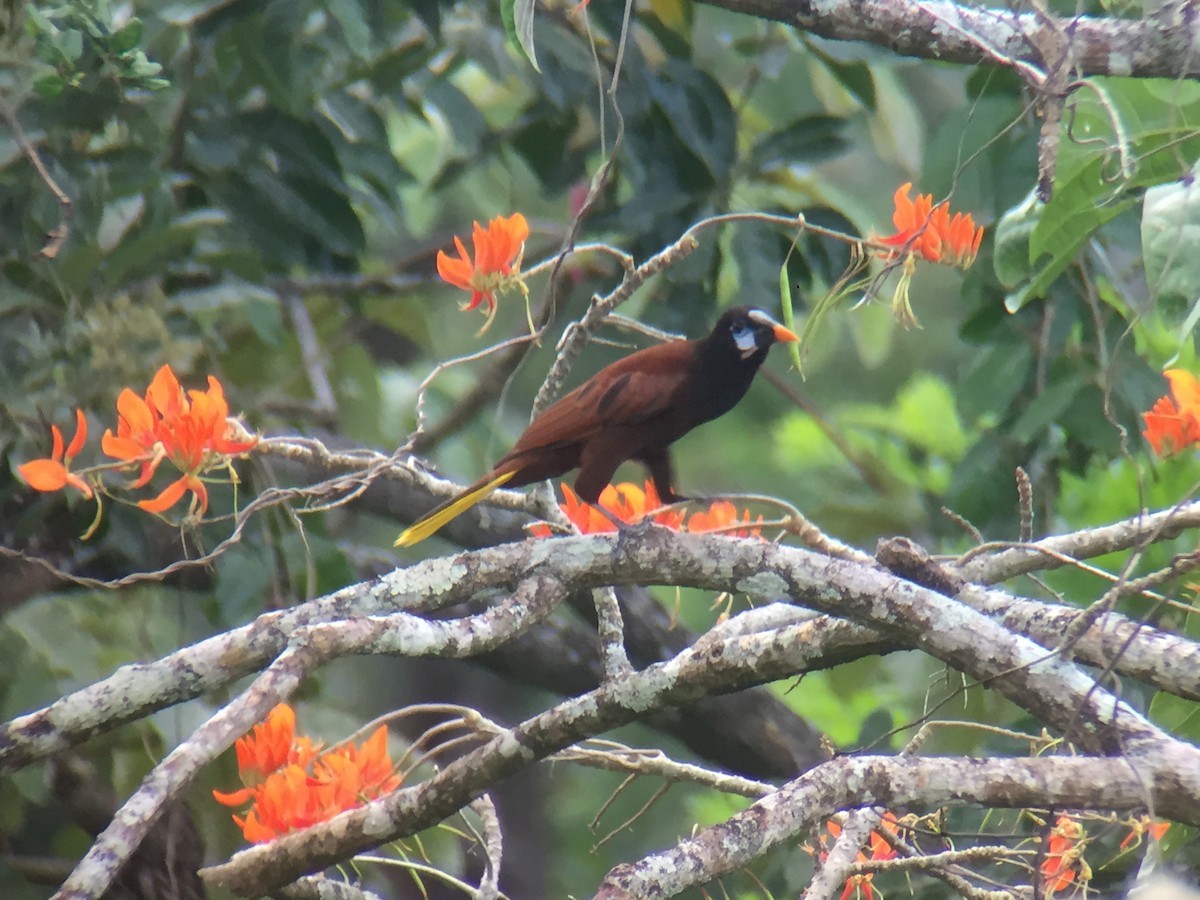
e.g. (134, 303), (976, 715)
(1142, 166), (1200, 306)
(957, 341), (1033, 423)
(894, 375), (967, 459)
(501, 0), (540, 71)
(779, 256), (804, 376)
(1005, 189), (1135, 313)
(214, 545), (276, 621)
(1007, 78), (1200, 312)
(110, 17), (143, 53)
(171, 281), (282, 344)
(103, 208), (229, 287)
(1150, 692), (1200, 744)
(805, 41), (876, 109)
(33, 73), (65, 98)
(97, 194), (145, 253)
(649, 62), (736, 183)
(993, 189), (1041, 288)
(1029, 168), (1135, 266)
(750, 115), (847, 169)
(1009, 374), (1087, 443)
(326, 0), (373, 61)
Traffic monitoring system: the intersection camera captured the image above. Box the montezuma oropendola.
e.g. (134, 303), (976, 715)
(395, 306), (798, 546)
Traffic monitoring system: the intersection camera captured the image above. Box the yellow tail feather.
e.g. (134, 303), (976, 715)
(394, 470), (518, 547)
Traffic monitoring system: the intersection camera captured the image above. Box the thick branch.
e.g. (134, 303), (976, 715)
(953, 500), (1200, 584)
(54, 576), (565, 900)
(191, 528), (1200, 895)
(9, 520), (1199, 774)
(593, 754), (1194, 898)
(700, 0), (1200, 79)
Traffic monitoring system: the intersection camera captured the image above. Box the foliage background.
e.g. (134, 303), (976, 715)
(1, 0), (1198, 896)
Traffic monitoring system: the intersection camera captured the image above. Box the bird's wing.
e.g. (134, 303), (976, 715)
(502, 341), (695, 459)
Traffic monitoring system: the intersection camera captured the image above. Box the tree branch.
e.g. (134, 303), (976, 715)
(698, 0), (1200, 79)
(593, 755), (1191, 898)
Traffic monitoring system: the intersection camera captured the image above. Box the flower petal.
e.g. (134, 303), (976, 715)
(18, 459), (69, 492)
(66, 409), (88, 461)
(114, 388), (155, 441)
(102, 431), (145, 462)
(437, 236), (475, 291)
(147, 364), (184, 418)
(188, 475), (209, 515)
(65, 473), (94, 499)
(138, 474), (190, 513)
(212, 787), (255, 807)
(1165, 369), (1200, 415)
(892, 183), (915, 231)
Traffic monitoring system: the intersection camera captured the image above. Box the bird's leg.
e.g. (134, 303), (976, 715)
(638, 449), (688, 504)
(575, 436), (627, 509)
(593, 503), (641, 534)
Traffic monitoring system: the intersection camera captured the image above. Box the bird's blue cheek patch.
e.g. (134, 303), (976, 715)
(734, 330), (757, 358)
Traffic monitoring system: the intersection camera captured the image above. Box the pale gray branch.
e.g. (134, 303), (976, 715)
(9, 508), (1198, 898)
(53, 577), (563, 900)
(594, 755), (1194, 899)
(190, 527), (1200, 896)
(952, 500), (1200, 584)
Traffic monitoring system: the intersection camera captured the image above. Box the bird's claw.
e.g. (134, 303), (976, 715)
(610, 514), (664, 555)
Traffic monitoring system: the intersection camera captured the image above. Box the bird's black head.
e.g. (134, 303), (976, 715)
(708, 306), (799, 364)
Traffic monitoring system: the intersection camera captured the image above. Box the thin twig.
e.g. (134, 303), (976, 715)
(0, 93), (72, 258)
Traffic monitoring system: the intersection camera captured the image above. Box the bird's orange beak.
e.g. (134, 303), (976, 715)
(772, 323), (799, 343)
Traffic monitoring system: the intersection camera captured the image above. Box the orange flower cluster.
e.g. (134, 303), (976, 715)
(878, 183), (984, 269)
(213, 703), (403, 844)
(1143, 369), (1200, 456)
(18, 409), (93, 499)
(807, 812), (901, 900)
(109, 365), (258, 514)
(437, 212), (529, 333)
(1041, 815), (1089, 895)
(19, 365), (257, 517)
(529, 480), (763, 537)
(686, 499), (764, 538)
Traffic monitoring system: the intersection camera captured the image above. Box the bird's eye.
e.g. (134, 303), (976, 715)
(732, 322), (757, 354)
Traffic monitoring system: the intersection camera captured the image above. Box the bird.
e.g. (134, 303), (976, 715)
(395, 306), (799, 546)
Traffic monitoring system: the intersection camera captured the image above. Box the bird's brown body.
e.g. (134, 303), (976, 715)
(396, 306), (797, 546)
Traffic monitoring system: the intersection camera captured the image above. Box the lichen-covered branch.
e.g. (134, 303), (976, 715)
(699, 0), (1200, 79)
(9, 491), (1197, 899)
(8, 503), (1199, 774)
(189, 525), (1200, 896)
(952, 500), (1200, 584)
(593, 754), (1193, 898)
(54, 576), (563, 900)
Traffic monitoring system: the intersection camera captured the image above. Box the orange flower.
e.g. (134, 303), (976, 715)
(332, 725), (404, 795)
(867, 812), (900, 861)
(436, 213), (529, 333)
(530, 483), (769, 538)
(1119, 815), (1169, 851)
(531, 480), (686, 536)
(807, 813), (902, 900)
(235, 704), (319, 783)
(686, 500), (763, 538)
(214, 707), (403, 844)
(18, 409), (93, 499)
(1143, 369), (1200, 456)
(1041, 815), (1089, 895)
(102, 365), (258, 515)
(878, 183), (983, 269)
